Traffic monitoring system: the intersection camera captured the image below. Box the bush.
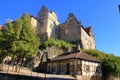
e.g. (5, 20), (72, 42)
(84, 49), (120, 78)
(40, 38), (76, 51)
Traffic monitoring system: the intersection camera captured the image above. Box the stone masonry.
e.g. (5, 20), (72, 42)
(31, 5), (96, 49)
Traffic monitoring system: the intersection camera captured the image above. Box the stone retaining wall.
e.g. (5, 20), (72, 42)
(0, 72), (76, 80)
(76, 75), (102, 80)
(0, 72), (41, 80)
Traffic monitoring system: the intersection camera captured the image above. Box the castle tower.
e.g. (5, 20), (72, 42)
(59, 13), (81, 42)
(59, 13), (96, 49)
(36, 5), (59, 41)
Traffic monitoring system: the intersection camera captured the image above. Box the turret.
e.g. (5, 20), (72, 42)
(36, 5), (49, 21)
(36, 5), (59, 42)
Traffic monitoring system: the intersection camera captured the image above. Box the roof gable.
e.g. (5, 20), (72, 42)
(65, 13), (80, 24)
(51, 51), (101, 62)
(36, 5), (49, 20)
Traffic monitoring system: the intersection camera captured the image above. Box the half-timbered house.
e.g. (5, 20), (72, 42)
(47, 50), (102, 80)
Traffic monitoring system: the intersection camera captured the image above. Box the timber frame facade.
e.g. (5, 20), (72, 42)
(47, 51), (102, 80)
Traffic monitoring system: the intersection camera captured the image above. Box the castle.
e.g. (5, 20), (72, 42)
(31, 5), (96, 49)
(0, 5), (102, 80)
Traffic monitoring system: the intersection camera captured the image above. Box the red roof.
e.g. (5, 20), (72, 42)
(85, 27), (91, 35)
(51, 51), (101, 63)
(0, 25), (2, 30)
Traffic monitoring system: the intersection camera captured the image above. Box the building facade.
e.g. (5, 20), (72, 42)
(58, 13), (96, 49)
(47, 50), (102, 80)
(33, 5), (96, 49)
(36, 5), (59, 42)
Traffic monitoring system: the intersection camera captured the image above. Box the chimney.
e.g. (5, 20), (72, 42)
(77, 44), (80, 51)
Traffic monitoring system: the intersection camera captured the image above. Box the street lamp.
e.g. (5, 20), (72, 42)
(118, 4), (120, 13)
(42, 51), (48, 80)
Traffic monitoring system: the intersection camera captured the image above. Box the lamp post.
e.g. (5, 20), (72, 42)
(43, 51), (48, 80)
(118, 4), (120, 13)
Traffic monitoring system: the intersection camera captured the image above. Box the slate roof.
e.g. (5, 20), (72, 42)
(51, 51), (101, 63)
(0, 25), (2, 30)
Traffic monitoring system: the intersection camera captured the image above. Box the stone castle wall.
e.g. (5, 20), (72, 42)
(81, 27), (96, 49)
(36, 5), (59, 40)
(59, 13), (81, 42)
(32, 5), (96, 49)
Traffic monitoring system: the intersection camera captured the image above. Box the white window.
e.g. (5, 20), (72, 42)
(86, 65), (90, 71)
(83, 64), (90, 72)
(50, 23), (53, 29)
(65, 29), (68, 34)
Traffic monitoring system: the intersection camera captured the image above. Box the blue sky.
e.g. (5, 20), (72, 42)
(0, 0), (120, 56)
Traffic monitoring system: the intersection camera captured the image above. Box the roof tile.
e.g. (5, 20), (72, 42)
(51, 51), (101, 62)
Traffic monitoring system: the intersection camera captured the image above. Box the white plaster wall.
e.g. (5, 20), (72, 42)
(81, 60), (102, 77)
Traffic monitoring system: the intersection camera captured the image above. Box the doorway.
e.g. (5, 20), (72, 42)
(67, 63), (70, 74)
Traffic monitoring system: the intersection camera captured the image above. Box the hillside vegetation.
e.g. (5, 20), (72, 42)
(84, 49), (120, 79)
(41, 39), (120, 78)
(40, 38), (76, 51)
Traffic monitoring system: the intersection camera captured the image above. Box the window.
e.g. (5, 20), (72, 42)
(96, 66), (101, 73)
(40, 20), (44, 27)
(70, 65), (74, 72)
(55, 28), (58, 34)
(65, 29), (68, 34)
(83, 65), (90, 72)
(50, 23), (53, 29)
(77, 64), (81, 71)
(86, 65), (90, 71)
(69, 19), (72, 22)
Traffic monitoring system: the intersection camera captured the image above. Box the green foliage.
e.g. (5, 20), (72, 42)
(41, 38), (76, 50)
(0, 13), (40, 63)
(84, 49), (120, 78)
(83, 49), (106, 60)
(0, 22), (14, 62)
(12, 14), (40, 59)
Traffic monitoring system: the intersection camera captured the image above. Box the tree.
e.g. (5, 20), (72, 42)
(84, 49), (120, 79)
(12, 14), (40, 68)
(0, 22), (14, 63)
(0, 13), (40, 71)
